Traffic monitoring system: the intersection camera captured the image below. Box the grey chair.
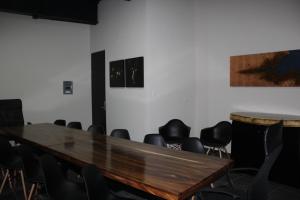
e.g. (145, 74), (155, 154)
(143, 134), (167, 147)
(67, 121), (82, 130)
(87, 125), (105, 135)
(159, 119), (190, 144)
(110, 129), (130, 140)
(200, 121), (232, 158)
(0, 99), (24, 127)
(82, 164), (135, 200)
(181, 137), (205, 154)
(54, 119), (66, 126)
(199, 121), (283, 200)
(40, 154), (87, 200)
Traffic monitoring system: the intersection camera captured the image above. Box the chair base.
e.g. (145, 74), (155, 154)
(205, 146), (230, 159)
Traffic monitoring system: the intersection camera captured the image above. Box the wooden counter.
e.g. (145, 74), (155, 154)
(230, 112), (300, 127)
(230, 112), (300, 188)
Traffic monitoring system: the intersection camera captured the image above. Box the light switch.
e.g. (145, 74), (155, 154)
(63, 81), (73, 95)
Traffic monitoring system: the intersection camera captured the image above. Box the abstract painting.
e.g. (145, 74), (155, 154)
(230, 49), (300, 86)
(125, 57), (144, 87)
(110, 60), (125, 87)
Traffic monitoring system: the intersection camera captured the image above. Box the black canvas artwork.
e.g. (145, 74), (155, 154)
(110, 60), (125, 87)
(125, 57), (144, 87)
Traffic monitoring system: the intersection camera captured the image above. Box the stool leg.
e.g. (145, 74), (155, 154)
(0, 169), (9, 193)
(7, 172), (13, 189)
(20, 170), (27, 200)
(28, 184), (36, 200)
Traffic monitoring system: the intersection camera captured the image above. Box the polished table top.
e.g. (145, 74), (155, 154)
(0, 123), (233, 200)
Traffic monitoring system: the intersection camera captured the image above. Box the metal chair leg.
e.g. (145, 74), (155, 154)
(218, 148), (222, 158)
(206, 147), (211, 155)
(223, 147), (230, 159)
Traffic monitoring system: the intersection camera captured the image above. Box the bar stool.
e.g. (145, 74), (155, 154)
(0, 137), (27, 200)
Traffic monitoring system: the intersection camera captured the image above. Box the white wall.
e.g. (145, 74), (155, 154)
(91, 0), (196, 141)
(2, 0), (298, 143)
(145, 0), (197, 136)
(91, 0), (147, 141)
(195, 0), (300, 128)
(92, 0), (300, 143)
(0, 13), (92, 128)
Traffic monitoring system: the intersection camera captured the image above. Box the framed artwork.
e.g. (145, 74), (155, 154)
(110, 60), (125, 87)
(125, 57), (144, 87)
(230, 49), (300, 87)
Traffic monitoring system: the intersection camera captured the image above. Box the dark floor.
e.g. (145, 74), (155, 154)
(213, 171), (300, 200)
(1, 164), (300, 200)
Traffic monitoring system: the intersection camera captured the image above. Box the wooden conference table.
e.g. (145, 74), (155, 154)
(0, 124), (233, 200)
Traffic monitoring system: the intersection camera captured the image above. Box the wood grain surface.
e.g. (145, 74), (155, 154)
(0, 124), (233, 200)
(230, 112), (300, 127)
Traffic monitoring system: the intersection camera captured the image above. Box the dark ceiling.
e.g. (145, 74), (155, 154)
(0, 0), (101, 25)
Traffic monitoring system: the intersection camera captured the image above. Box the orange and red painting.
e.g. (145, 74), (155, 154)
(230, 49), (300, 86)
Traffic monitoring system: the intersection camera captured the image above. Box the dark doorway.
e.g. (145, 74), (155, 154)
(91, 50), (106, 133)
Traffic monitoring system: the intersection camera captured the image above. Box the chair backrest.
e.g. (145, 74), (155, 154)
(87, 125), (105, 135)
(143, 134), (167, 147)
(40, 154), (65, 199)
(213, 121), (232, 144)
(181, 137), (205, 154)
(67, 121), (82, 130)
(82, 164), (109, 200)
(0, 137), (13, 164)
(247, 121), (283, 200)
(54, 119), (66, 126)
(110, 129), (130, 140)
(18, 145), (42, 182)
(200, 121), (232, 146)
(159, 119), (191, 139)
(0, 99), (24, 127)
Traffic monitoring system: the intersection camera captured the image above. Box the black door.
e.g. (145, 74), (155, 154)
(91, 50), (106, 133)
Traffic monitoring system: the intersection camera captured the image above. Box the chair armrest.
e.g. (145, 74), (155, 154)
(199, 188), (240, 200)
(110, 190), (139, 200)
(201, 127), (213, 134)
(214, 168), (259, 189)
(230, 167), (259, 175)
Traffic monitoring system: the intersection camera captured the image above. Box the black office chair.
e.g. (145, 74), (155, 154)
(110, 129), (130, 140)
(87, 125), (105, 135)
(67, 122), (82, 130)
(200, 121), (232, 158)
(82, 164), (110, 200)
(159, 119), (190, 144)
(0, 137), (27, 199)
(40, 154), (87, 200)
(54, 119), (66, 126)
(143, 134), (167, 147)
(181, 137), (205, 154)
(82, 164), (138, 200)
(0, 99), (24, 127)
(199, 121), (283, 200)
